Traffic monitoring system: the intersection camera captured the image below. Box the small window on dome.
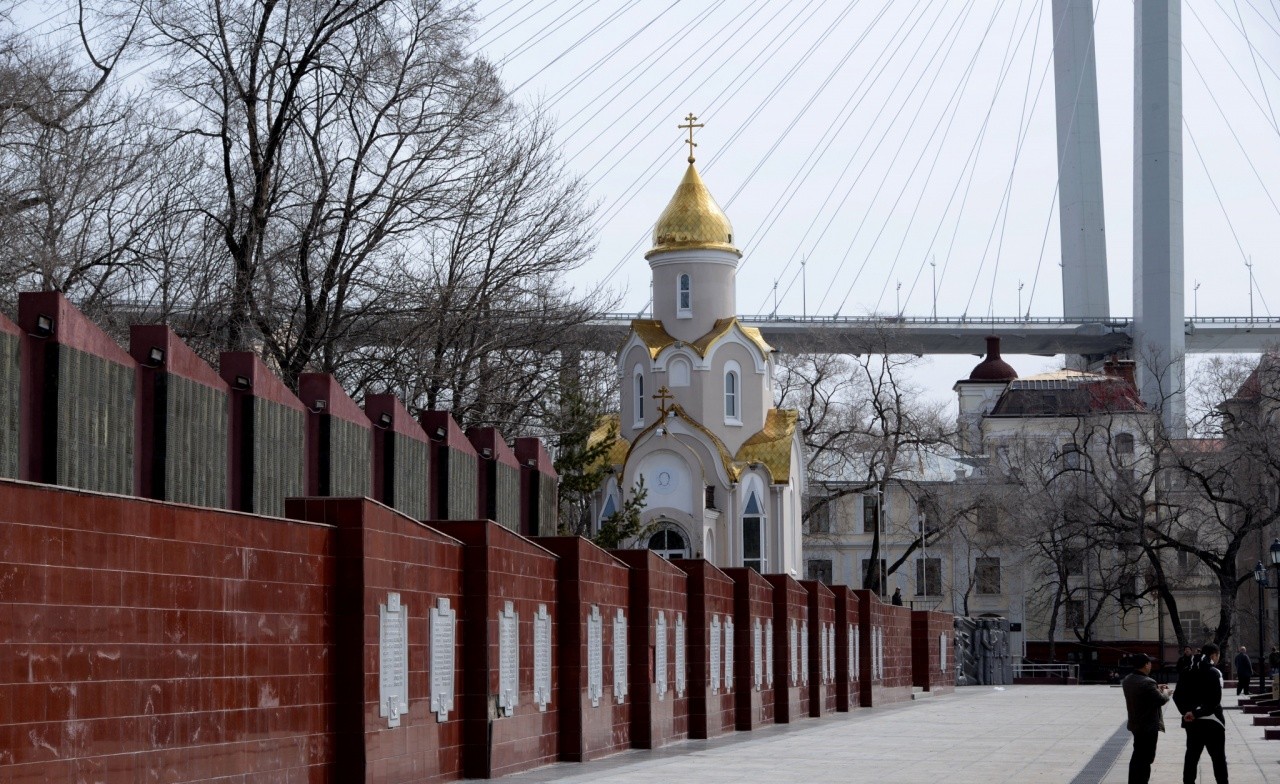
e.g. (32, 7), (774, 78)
(677, 274), (691, 317)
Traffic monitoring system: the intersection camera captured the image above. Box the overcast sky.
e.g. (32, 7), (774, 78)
(472, 0), (1280, 403)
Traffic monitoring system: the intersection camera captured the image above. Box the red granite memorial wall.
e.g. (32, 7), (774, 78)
(469, 428), (522, 532)
(130, 325), (229, 509)
(802, 580), (837, 717)
(536, 537), (631, 761)
(0, 311), (18, 481)
(365, 394), (431, 522)
(514, 437), (558, 538)
(220, 351), (306, 518)
(609, 549), (690, 749)
(855, 590), (914, 706)
(287, 497), (466, 783)
(671, 559), (736, 739)
(912, 610), (956, 695)
(432, 520), (558, 778)
(832, 585), (862, 710)
(765, 573), (811, 723)
(421, 412), (479, 522)
(723, 568), (776, 731)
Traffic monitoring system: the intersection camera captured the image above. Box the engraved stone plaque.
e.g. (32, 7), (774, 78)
(430, 598), (455, 722)
(789, 619), (798, 686)
(709, 614), (721, 693)
(940, 632), (948, 672)
(766, 618), (774, 687)
(613, 608), (628, 703)
(752, 619), (763, 690)
(655, 611), (668, 700)
(675, 613), (687, 696)
(850, 624), (858, 681)
(819, 622), (828, 684)
(534, 604), (552, 711)
(498, 602), (519, 716)
(379, 592), (409, 728)
(874, 627), (882, 681)
(801, 620), (809, 685)
(828, 624), (836, 683)
(723, 616), (733, 693)
(587, 605), (604, 707)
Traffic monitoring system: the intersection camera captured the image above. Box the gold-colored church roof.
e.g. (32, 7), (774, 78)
(736, 409), (799, 483)
(646, 163), (741, 258)
(587, 414), (630, 470)
(622, 402), (741, 483)
(627, 317), (773, 360)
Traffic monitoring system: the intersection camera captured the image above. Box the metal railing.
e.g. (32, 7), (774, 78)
(1013, 662), (1080, 682)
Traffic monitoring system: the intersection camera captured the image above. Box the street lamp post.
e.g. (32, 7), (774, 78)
(1255, 561), (1268, 692)
(1270, 539), (1280, 693)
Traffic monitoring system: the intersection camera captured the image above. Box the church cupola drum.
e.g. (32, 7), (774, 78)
(589, 116), (806, 578)
(646, 114), (742, 344)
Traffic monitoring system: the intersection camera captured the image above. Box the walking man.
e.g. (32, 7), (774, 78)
(1174, 643), (1229, 784)
(1233, 646), (1252, 695)
(1123, 653), (1170, 784)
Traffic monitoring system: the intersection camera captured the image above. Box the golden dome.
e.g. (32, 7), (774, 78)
(646, 163), (741, 258)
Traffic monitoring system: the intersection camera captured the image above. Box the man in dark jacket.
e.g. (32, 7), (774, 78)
(1177, 645), (1195, 675)
(1174, 643), (1229, 784)
(1233, 646), (1253, 695)
(1123, 653), (1170, 784)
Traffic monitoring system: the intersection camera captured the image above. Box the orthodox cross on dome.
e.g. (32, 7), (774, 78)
(653, 385), (676, 420)
(678, 113), (704, 163)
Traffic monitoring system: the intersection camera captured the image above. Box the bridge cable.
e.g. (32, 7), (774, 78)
(1185, 2), (1280, 138)
(508, 0), (645, 94)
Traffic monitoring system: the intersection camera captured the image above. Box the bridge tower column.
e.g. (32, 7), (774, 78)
(1051, 0), (1110, 327)
(1133, 0), (1186, 435)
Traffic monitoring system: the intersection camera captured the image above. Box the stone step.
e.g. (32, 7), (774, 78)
(1264, 728), (1280, 741)
(911, 687), (932, 701)
(1252, 716), (1280, 726)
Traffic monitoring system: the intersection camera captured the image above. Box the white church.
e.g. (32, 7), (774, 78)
(590, 122), (806, 575)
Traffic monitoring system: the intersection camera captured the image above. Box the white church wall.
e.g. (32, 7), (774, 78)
(648, 249), (738, 340)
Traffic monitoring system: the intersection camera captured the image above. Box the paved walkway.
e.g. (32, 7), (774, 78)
(501, 686), (1279, 783)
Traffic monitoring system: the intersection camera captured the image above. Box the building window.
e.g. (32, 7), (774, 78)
(1063, 549), (1084, 577)
(862, 494), (880, 534)
(724, 365), (740, 422)
(976, 507), (997, 535)
(861, 558), (886, 591)
(808, 498), (831, 534)
(1064, 599), (1085, 628)
(974, 557), (1001, 594)
(599, 494), (618, 527)
(633, 369), (645, 427)
(677, 273), (692, 316)
(648, 527), (689, 559)
(1061, 443), (1081, 469)
(1114, 432), (1134, 455)
(807, 559), (833, 584)
(669, 356), (691, 387)
(743, 491), (765, 571)
(915, 557), (941, 596)
(1179, 610), (1204, 641)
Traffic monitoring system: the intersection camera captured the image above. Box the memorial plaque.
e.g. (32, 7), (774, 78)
(613, 608), (628, 703)
(655, 611), (668, 700)
(498, 601), (519, 716)
(709, 614), (721, 693)
(873, 627), (882, 681)
(675, 613), (687, 696)
(828, 624), (837, 683)
(752, 619), (763, 690)
(789, 619), (798, 685)
(430, 598), (455, 722)
(801, 620), (809, 685)
(940, 632), (948, 672)
(819, 622), (828, 684)
(850, 624), (857, 681)
(723, 616), (734, 693)
(379, 592), (410, 728)
(765, 618), (774, 687)
(534, 604), (552, 711)
(587, 605), (604, 707)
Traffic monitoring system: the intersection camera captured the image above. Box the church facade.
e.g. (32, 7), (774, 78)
(590, 135), (805, 575)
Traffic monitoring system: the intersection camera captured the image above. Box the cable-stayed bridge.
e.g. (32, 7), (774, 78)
(579, 313), (1280, 357)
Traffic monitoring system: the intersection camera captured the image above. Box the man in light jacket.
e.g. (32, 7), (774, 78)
(1123, 653), (1170, 784)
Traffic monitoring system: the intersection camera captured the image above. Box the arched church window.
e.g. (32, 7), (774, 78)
(599, 494), (618, 528)
(743, 490), (765, 572)
(724, 362), (740, 423)
(648, 526), (689, 559)
(634, 368), (645, 427)
(677, 274), (692, 316)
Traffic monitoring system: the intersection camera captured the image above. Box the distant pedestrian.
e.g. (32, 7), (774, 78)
(1122, 653), (1170, 784)
(1177, 645), (1195, 675)
(1174, 643), (1229, 784)
(891, 587), (903, 606)
(1269, 646), (1280, 679)
(1233, 645), (1252, 695)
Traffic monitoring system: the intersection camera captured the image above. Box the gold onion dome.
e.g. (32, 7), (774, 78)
(646, 162), (741, 259)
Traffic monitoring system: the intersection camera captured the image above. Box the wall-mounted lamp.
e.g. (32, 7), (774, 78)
(33, 314), (53, 337)
(377, 412), (393, 428)
(146, 346), (166, 366)
(481, 447), (493, 459)
(232, 375), (252, 390)
(434, 427), (446, 439)
(310, 399), (328, 413)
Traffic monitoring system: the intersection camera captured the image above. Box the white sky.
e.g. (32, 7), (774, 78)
(473, 0), (1280, 405)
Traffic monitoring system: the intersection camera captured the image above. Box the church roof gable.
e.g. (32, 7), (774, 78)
(735, 408), (799, 484)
